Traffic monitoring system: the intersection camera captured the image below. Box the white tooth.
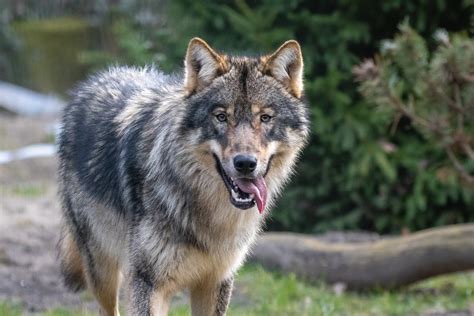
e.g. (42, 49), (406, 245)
(235, 196), (252, 203)
(231, 189), (238, 199)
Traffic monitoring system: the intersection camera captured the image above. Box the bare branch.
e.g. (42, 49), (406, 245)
(446, 146), (474, 185)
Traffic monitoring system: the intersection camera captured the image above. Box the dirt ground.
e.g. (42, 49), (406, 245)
(0, 114), (98, 312)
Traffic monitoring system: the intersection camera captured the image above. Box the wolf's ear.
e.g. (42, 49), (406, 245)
(184, 38), (228, 94)
(262, 40), (304, 98)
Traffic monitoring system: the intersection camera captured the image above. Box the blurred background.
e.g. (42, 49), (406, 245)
(0, 0), (473, 315)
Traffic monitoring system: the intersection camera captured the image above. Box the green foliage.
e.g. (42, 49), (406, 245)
(355, 23), (474, 185)
(78, 7), (158, 70)
(81, 0), (473, 233)
(0, 12), (22, 82)
(3, 0), (472, 233)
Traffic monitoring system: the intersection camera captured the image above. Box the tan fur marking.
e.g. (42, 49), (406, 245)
(251, 103), (261, 115)
(86, 254), (121, 316)
(250, 103), (275, 131)
(59, 229), (86, 289)
(224, 126), (258, 157)
(190, 278), (219, 316)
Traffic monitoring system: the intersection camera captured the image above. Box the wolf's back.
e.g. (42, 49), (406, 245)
(58, 67), (175, 213)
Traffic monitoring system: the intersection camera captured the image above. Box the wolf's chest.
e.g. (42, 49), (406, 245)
(169, 220), (258, 287)
(182, 241), (251, 284)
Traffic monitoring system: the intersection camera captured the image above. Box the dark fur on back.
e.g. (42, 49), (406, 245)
(60, 68), (173, 215)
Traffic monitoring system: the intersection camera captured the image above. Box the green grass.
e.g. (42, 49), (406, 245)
(0, 184), (47, 198)
(225, 265), (473, 316)
(0, 302), (21, 316)
(1, 265), (472, 315)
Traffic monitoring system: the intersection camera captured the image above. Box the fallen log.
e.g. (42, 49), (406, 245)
(249, 224), (474, 290)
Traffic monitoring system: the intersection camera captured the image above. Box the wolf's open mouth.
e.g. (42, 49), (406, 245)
(213, 155), (267, 213)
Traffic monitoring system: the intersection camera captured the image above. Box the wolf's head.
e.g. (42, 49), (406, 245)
(181, 38), (309, 214)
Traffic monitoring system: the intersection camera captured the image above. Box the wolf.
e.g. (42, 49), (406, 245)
(57, 38), (309, 315)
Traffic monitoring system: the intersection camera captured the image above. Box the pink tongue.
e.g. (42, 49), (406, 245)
(234, 177), (268, 214)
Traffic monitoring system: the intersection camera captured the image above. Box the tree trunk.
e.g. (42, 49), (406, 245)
(249, 224), (474, 290)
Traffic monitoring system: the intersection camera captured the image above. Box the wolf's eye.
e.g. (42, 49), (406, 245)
(260, 114), (272, 123)
(216, 113), (227, 122)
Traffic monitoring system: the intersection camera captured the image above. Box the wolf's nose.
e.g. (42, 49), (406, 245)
(233, 155), (257, 175)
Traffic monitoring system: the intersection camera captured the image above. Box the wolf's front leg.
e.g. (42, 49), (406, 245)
(191, 276), (234, 316)
(129, 268), (171, 316)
